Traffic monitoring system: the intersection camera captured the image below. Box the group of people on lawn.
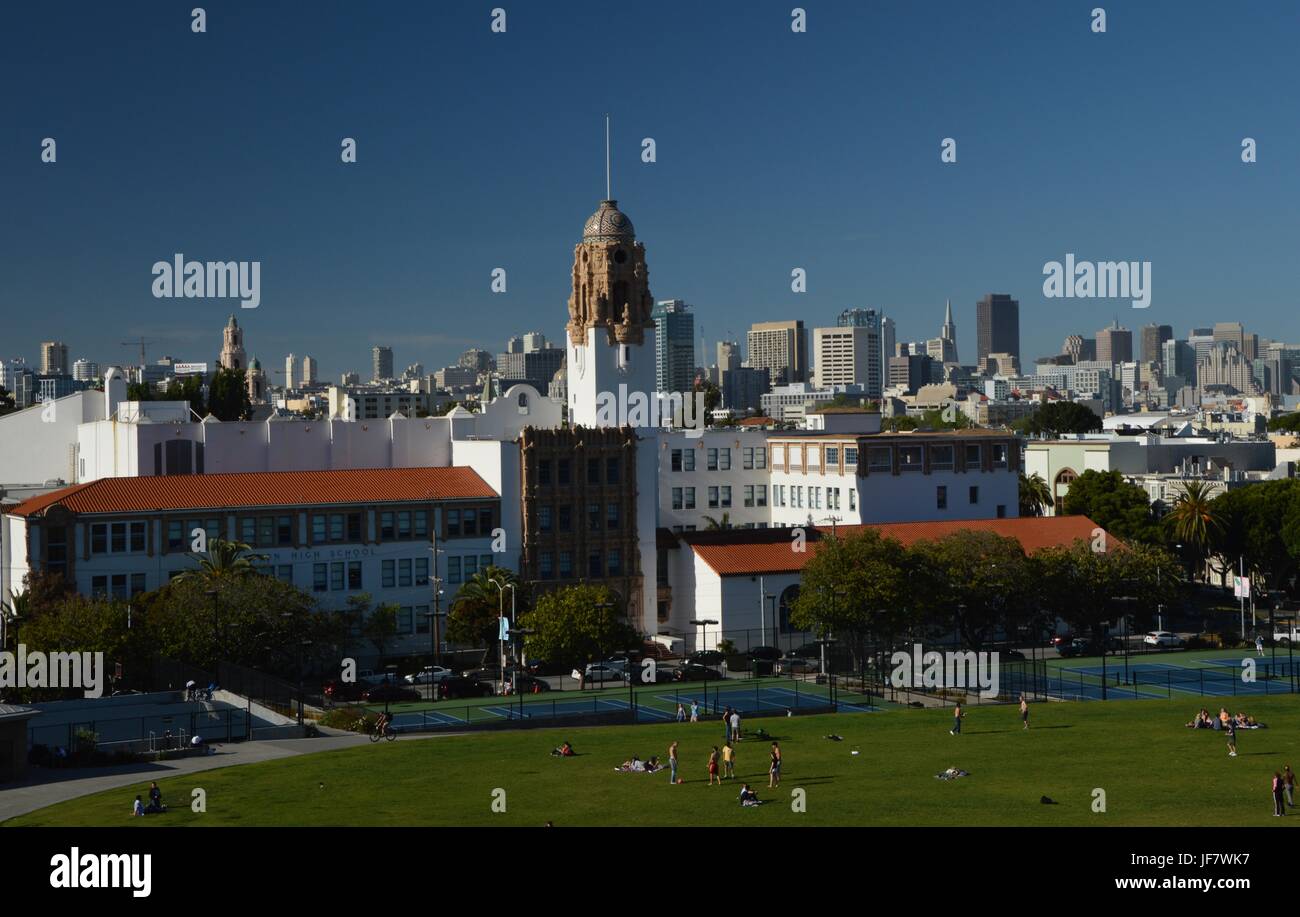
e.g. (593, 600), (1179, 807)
(1185, 707), (1263, 730)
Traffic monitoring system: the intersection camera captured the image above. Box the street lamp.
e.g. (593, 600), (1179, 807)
(489, 578), (517, 697)
(689, 618), (718, 711)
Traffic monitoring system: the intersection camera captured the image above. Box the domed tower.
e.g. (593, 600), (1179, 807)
(566, 199), (657, 427)
(246, 356), (266, 402)
(220, 314), (246, 371)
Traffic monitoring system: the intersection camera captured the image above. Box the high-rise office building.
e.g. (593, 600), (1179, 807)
(716, 341), (741, 374)
(888, 353), (932, 394)
(836, 307), (889, 396)
(505, 336), (525, 355)
(880, 316), (896, 395)
(459, 348), (494, 372)
(284, 353), (296, 390)
(301, 356), (318, 386)
(1162, 338), (1196, 387)
(522, 332), (548, 354)
(975, 294), (1019, 370)
(747, 320), (809, 385)
(814, 325), (880, 396)
(40, 341), (69, 376)
(1140, 323), (1173, 365)
(71, 359), (99, 383)
(1096, 322), (1133, 364)
(652, 299), (696, 396)
(372, 345), (394, 381)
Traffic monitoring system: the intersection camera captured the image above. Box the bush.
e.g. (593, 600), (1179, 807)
(318, 706), (369, 731)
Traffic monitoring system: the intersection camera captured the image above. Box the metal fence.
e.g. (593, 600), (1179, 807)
(28, 706), (250, 752)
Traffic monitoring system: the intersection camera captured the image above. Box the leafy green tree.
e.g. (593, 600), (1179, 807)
(1019, 472), (1053, 517)
(363, 603), (400, 659)
(521, 583), (638, 669)
(1061, 469), (1160, 544)
(163, 375), (206, 417)
(174, 538), (266, 589)
(1267, 413), (1300, 433)
(1032, 540), (1179, 644)
(693, 376), (721, 415)
(1208, 480), (1300, 598)
(702, 513), (731, 530)
(910, 531), (1033, 649)
(1015, 401), (1102, 437)
(207, 367), (252, 420)
(5, 594), (146, 700)
(0, 384), (15, 416)
(790, 529), (911, 668)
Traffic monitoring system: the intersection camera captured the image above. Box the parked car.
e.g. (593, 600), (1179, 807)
(687, 650), (726, 667)
(776, 657), (819, 674)
(1055, 638), (1092, 659)
(361, 684), (420, 703)
(439, 676), (496, 700)
(323, 679), (368, 702)
(672, 663), (725, 682)
(494, 673), (552, 694)
(749, 646), (782, 662)
(1143, 630), (1184, 649)
(1272, 626), (1300, 645)
(357, 669), (398, 685)
(583, 663), (626, 684)
(404, 666), (453, 685)
(1048, 634), (1073, 648)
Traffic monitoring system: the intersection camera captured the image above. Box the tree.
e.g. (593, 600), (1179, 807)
(1015, 401), (1102, 437)
(0, 588), (32, 649)
(1019, 472), (1053, 517)
(910, 531), (1033, 650)
(1208, 480), (1300, 598)
(0, 384), (15, 416)
(363, 603), (400, 659)
(6, 593), (144, 700)
(1033, 540), (1179, 644)
(789, 529), (911, 669)
(1164, 480), (1222, 581)
(173, 538), (266, 588)
(693, 376), (720, 415)
(702, 513), (731, 530)
(207, 368), (252, 421)
(1267, 412), (1300, 434)
(1061, 469), (1160, 544)
(446, 565), (525, 650)
(521, 583), (639, 670)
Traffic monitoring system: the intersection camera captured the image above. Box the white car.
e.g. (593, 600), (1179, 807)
(583, 663), (626, 683)
(1143, 630), (1183, 649)
(404, 666), (453, 685)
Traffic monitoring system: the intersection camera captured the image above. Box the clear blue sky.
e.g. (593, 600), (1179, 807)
(3, 0), (1298, 379)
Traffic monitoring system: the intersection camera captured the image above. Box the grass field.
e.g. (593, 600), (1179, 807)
(9, 694), (1300, 827)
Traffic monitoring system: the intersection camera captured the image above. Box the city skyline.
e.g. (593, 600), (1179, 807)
(4, 1), (1300, 380)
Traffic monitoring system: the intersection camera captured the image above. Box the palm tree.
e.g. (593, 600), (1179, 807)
(174, 538), (267, 587)
(447, 565), (520, 653)
(1018, 473), (1053, 517)
(702, 513), (731, 530)
(0, 589), (30, 649)
(1167, 480), (1221, 581)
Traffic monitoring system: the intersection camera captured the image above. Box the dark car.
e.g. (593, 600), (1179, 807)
(439, 676), (496, 700)
(498, 673), (552, 694)
(1000, 649), (1027, 661)
(749, 646), (782, 662)
(323, 680), (367, 702)
(673, 663), (725, 682)
(361, 684), (420, 703)
(687, 650), (726, 667)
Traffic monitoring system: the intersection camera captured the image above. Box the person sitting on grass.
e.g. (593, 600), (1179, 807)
(645, 755), (662, 773)
(551, 741), (575, 757)
(133, 795), (146, 817)
(739, 783), (763, 807)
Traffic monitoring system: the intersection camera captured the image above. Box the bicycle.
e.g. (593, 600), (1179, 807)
(369, 718), (397, 742)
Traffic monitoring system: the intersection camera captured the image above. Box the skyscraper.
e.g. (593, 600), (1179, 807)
(372, 345), (393, 381)
(1140, 323), (1173, 365)
(40, 341), (69, 376)
(285, 353), (296, 390)
(814, 325), (880, 395)
(716, 341), (741, 374)
(301, 356), (318, 385)
(747, 320), (809, 385)
(652, 299), (696, 396)
(71, 359), (99, 382)
(975, 294), (1019, 371)
(1096, 321), (1133, 364)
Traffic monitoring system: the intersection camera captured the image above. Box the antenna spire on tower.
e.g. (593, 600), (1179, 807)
(604, 113), (612, 200)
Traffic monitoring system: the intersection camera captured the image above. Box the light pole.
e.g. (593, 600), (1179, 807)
(689, 618), (718, 711)
(489, 577), (516, 697)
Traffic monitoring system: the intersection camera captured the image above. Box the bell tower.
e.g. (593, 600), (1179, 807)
(565, 198), (657, 427)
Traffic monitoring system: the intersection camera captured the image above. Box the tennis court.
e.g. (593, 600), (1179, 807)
(1041, 652), (1300, 701)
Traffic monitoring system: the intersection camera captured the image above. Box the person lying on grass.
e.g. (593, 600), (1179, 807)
(550, 741), (575, 757)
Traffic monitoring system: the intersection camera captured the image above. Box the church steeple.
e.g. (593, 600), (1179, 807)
(566, 198), (655, 347)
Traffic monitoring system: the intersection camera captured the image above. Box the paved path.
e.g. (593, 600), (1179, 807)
(0, 732), (454, 823)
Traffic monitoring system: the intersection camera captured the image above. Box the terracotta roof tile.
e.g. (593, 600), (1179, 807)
(691, 515), (1110, 576)
(4, 467), (497, 518)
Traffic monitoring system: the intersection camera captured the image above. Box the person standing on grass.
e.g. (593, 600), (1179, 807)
(722, 706), (733, 744)
(1226, 716), (1238, 757)
(950, 702), (964, 735)
(1256, 635), (1266, 658)
(722, 741), (735, 779)
(1283, 765), (1296, 807)
(768, 741), (782, 788)
(689, 700), (699, 723)
(676, 703), (686, 722)
(1273, 772), (1286, 816)
(708, 746), (721, 786)
(668, 741), (679, 784)
(1019, 694), (1029, 730)
(731, 708), (741, 741)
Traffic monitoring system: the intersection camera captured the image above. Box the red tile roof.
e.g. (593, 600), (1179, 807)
(690, 515), (1110, 576)
(5, 467), (497, 518)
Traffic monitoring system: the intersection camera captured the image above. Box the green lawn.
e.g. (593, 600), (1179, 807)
(9, 695), (1300, 827)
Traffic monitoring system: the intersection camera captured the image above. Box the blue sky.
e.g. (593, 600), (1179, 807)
(3, 0), (1299, 380)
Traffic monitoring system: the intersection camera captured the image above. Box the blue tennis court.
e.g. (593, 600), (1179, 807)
(1050, 656), (1299, 700)
(654, 683), (881, 715)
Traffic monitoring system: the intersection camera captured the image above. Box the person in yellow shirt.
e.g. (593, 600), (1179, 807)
(721, 741), (735, 779)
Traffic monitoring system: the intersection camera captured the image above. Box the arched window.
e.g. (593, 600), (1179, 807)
(1053, 468), (1078, 512)
(517, 392), (529, 414)
(778, 585), (800, 634)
